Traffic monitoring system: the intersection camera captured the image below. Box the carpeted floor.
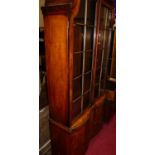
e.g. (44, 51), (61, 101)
(85, 114), (116, 155)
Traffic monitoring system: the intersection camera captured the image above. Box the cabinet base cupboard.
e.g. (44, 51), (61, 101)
(42, 0), (115, 154)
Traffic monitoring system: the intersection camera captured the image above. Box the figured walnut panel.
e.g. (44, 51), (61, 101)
(50, 107), (91, 155)
(44, 15), (69, 125)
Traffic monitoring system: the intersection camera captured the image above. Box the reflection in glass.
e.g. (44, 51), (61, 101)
(86, 27), (94, 50)
(98, 30), (104, 49)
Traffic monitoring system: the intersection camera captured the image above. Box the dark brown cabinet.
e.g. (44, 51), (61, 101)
(42, 0), (115, 154)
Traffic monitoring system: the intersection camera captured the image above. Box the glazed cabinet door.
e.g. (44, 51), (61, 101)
(94, 4), (113, 99)
(72, 0), (97, 120)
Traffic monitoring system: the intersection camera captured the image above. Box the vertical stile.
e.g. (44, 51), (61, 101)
(90, 0), (97, 104)
(98, 8), (108, 95)
(102, 25), (112, 90)
(81, 0), (88, 113)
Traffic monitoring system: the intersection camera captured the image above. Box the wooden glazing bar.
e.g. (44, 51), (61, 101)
(73, 88), (91, 103)
(98, 7), (108, 95)
(73, 70), (91, 80)
(73, 95), (81, 103)
(74, 22), (94, 27)
(89, 0), (101, 102)
(74, 49), (93, 54)
(81, 0), (88, 113)
(83, 88), (90, 95)
(90, 0), (97, 104)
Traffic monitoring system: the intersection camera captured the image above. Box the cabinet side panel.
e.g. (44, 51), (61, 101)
(44, 15), (69, 125)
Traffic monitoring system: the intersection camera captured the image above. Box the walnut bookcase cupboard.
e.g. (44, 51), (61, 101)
(42, 0), (115, 154)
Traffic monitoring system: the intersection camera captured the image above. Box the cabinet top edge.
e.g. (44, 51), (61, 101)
(41, 3), (72, 16)
(41, 0), (78, 16)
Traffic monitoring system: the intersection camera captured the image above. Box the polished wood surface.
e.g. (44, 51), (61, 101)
(91, 95), (106, 136)
(50, 94), (106, 155)
(42, 0), (115, 154)
(44, 15), (69, 125)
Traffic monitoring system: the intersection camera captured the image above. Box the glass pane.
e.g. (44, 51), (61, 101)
(100, 8), (112, 29)
(72, 98), (81, 119)
(87, 0), (96, 25)
(74, 0), (85, 24)
(86, 27), (94, 50)
(94, 84), (99, 98)
(107, 58), (112, 76)
(98, 30), (104, 50)
(101, 61), (107, 89)
(107, 30), (114, 76)
(73, 53), (82, 78)
(95, 68), (100, 84)
(97, 49), (103, 67)
(85, 51), (92, 72)
(101, 79), (106, 90)
(94, 6), (113, 97)
(100, 6), (108, 28)
(83, 91), (90, 110)
(103, 29), (110, 50)
(74, 25), (84, 52)
(110, 35), (116, 78)
(101, 58), (106, 78)
(73, 77), (82, 100)
(84, 72), (91, 92)
(106, 11), (112, 28)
